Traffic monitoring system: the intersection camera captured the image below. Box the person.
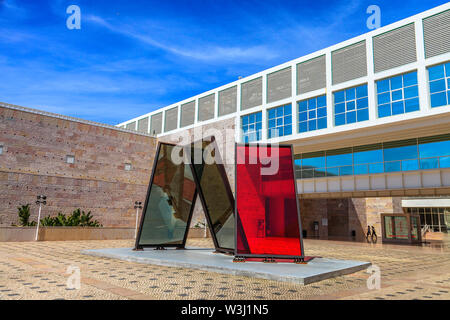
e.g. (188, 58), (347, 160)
(371, 226), (378, 243)
(371, 226), (377, 237)
(366, 225), (372, 240)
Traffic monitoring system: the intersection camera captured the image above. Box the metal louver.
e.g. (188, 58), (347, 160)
(180, 101), (195, 127)
(423, 9), (450, 59)
(150, 112), (163, 135)
(332, 41), (367, 85)
(198, 94), (215, 122)
(164, 107), (178, 132)
(241, 77), (262, 110)
(373, 23), (417, 73)
(218, 86), (237, 116)
(297, 55), (326, 95)
(267, 67), (292, 103)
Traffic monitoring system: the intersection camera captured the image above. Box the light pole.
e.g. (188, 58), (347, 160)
(134, 201), (143, 239)
(35, 195), (47, 241)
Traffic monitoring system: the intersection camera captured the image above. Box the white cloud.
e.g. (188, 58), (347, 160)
(85, 14), (279, 62)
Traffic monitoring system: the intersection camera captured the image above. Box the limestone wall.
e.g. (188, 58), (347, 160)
(0, 106), (157, 227)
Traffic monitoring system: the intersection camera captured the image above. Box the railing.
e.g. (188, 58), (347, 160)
(421, 224), (430, 237)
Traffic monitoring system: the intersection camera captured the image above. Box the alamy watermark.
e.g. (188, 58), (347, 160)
(169, 126), (281, 176)
(66, 5), (81, 30)
(66, 265), (81, 290)
(366, 5), (381, 30)
(366, 264), (381, 290)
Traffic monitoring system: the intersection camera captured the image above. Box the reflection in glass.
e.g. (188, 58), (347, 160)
(419, 138), (450, 158)
(384, 216), (394, 239)
(236, 145), (303, 258)
(326, 149), (352, 167)
(138, 144), (196, 247)
(411, 217), (419, 239)
(190, 139), (235, 252)
(394, 216), (408, 239)
(383, 140), (418, 162)
(295, 134), (450, 179)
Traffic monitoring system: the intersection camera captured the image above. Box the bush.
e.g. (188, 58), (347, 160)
(17, 204), (36, 226)
(39, 209), (102, 227)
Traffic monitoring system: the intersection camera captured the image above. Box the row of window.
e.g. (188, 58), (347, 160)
(294, 134), (450, 179)
(241, 62), (450, 142)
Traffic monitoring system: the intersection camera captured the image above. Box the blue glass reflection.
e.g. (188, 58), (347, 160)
(383, 144), (418, 162)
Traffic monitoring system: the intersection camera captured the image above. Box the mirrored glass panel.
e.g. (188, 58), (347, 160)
(137, 143), (196, 247)
(190, 139), (235, 252)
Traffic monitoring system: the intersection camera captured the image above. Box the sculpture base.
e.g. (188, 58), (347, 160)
(82, 247), (370, 285)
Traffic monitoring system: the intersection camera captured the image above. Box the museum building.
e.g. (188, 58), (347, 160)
(119, 4), (450, 242)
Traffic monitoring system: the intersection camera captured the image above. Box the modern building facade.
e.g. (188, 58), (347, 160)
(119, 4), (450, 242)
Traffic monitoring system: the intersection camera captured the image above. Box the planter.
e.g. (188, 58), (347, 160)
(0, 227), (36, 242)
(0, 227), (135, 242)
(0, 226), (211, 242)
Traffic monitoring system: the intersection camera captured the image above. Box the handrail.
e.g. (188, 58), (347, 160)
(421, 224), (430, 237)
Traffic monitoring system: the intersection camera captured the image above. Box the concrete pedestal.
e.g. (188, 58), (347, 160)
(82, 247), (371, 285)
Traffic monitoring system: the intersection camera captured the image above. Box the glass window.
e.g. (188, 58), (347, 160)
(326, 149), (353, 167)
(294, 134), (450, 179)
(267, 104), (292, 138)
(418, 135), (450, 158)
(302, 155), (326, 169)
(354, 144), (383, 164)
(376, 71), (420, 118)
(394, 216), (409, 239)
(383, 139), (418, 162)
(384, 217), (395, 239)
(241, 112), (262, 143)
(334, 84), (369, 126)
(428, 62), (450, 108)
(298, 95), (327, 133)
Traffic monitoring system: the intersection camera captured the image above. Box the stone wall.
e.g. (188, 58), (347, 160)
(0, 105), (157, 227)
(299, 196), (401, 241)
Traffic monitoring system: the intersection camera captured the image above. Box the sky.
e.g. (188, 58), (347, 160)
(0, 0), (447, 125)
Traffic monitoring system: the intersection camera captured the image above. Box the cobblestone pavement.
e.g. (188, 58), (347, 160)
(1, 237), (450, 300)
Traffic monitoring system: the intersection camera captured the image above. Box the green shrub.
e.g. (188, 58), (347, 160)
(17, 204), (36, 226)
(39, 209), (102, 227)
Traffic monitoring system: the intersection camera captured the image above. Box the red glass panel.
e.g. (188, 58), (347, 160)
(236, 144), (304, 257)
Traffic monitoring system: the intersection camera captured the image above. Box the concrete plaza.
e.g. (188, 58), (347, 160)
(0, 237), (450, 300)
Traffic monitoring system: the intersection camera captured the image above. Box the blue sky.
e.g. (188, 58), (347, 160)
(0, 0), (447, 125)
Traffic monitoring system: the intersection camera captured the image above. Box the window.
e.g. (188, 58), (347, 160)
(295, 151), (326, 178)
(241, 112), (262, 143)
(428, 62), (450, 108)
(124, 163), (132, 171)
(298, 95), (327, 133)
(294, 134), (450, 179)
(326, 148), (353, 176)
(376, 71), (419, 118)
(418, 134), (450, 169)
(0, 145), (3, 155)
(383, 139), (418, 172)
(66, 155), (75, 164)
(267, 104), (292, 138)
(334, 84), (369, 126)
